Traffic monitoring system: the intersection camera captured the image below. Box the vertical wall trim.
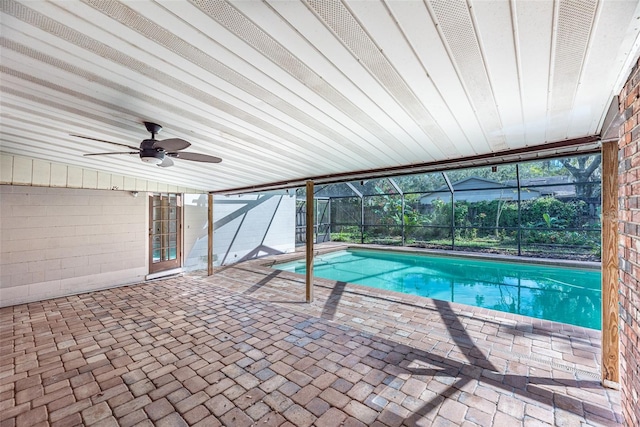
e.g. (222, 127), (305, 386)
(602, 140), (620, 387)
(208, 193), (214, 276)
(306, 181), (314, 302)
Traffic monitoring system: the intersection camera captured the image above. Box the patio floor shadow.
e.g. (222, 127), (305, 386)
(0, 264), (621, 426)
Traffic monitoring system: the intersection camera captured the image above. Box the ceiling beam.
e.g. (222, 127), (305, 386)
(601, 96), (631, 142)
(213, 135), (601, 194)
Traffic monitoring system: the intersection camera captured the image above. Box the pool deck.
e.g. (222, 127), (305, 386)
(0, 244), (620, 426)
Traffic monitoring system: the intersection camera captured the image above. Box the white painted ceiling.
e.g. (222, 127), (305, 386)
(1, 0), (639, 193)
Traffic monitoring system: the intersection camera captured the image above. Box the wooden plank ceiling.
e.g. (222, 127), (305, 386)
(1, 0), (639, 192)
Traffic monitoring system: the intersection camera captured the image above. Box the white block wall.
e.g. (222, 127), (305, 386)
(0, 185), (147, 307)
(214, 194), (295, 266)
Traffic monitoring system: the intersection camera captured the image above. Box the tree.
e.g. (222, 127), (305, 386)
(561, 155), (601, 197)
(494, 190), (509, 237)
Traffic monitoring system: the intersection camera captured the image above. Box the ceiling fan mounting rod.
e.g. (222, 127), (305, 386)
(144, 121), (162, 139)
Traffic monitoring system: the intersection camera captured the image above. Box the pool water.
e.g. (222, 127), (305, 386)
(273, 249), (601, 330)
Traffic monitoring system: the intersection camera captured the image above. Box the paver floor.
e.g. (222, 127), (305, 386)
(1, 250), (621, 426)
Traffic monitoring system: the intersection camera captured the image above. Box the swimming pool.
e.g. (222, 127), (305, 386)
(272, 249), (601, 329)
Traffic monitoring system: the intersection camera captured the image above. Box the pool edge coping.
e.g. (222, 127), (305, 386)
(261, 243), (602, 271)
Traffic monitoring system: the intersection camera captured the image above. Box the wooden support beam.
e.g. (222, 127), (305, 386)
(208, 193), (214, 276)
(602, 140), (619, 388)
(306, 181), (314, 302)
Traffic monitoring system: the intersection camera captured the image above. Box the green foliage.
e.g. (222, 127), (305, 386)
(428, 199), (468, 227)
(392, 174), (447, 193)
(331, 198), (361, 224)
(540, 212), (566, 229)
(365, 195), (426, 227)
(331, 225), (361, 242)
(521, 229), (600, 246)
(321, 154), (603, 261)
(521, 197), (587, 228)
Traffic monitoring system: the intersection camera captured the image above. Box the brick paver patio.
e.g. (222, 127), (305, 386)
(1, 248), (621, 426)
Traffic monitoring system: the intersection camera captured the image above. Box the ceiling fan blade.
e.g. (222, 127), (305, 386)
(158, 157), (174, 168)
(153, 138), (191, 152)
(168, 152), (222, 163)
(71, 134), (141, 151)
(83, 151), (139, 156)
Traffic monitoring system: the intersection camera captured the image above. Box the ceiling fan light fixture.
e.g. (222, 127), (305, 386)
(141, 157), (163, 165)
(140, 150), (165, 164)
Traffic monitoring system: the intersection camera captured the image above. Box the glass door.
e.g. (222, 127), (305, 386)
(149, 193), (181, 273)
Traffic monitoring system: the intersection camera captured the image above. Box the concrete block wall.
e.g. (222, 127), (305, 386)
(0, 185), (147, 307)
(618, 57), (640, 426)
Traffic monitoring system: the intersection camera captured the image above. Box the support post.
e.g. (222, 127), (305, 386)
(388, 178), (405, 246)
(306, 181), (314, 303)
(361, 197), (365, 244)
(451, 193), (455, 250)
(601, 140), (619, 387)
(207, 193), (214, 276)
(442, 172), (455, 249)
(401, 194), (405, 246)
(516, 165), (522, 256)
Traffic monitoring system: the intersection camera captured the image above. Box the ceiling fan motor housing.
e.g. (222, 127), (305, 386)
(139, 139), (165, 164)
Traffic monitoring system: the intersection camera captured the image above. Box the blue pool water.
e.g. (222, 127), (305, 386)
(273, 249), (601, 329)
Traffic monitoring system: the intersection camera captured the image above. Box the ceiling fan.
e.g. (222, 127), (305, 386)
(71, 122), (222, 167)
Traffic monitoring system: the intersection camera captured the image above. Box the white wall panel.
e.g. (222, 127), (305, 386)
(50, 163), (68, 187)
(83, 169), (98, 188)
(97, 171), (111, 189)
(32, 159), (51, 186)
(213, 194), (295, 266)
(123, 176), (136, 191)
(0, 154), (205, 195)
(67, 166), (83, 187)
(12, 156), (32, 185)
(183, 193), (209, 272)
(111, 175), (124, 191)
(0, 156), (13, 184)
